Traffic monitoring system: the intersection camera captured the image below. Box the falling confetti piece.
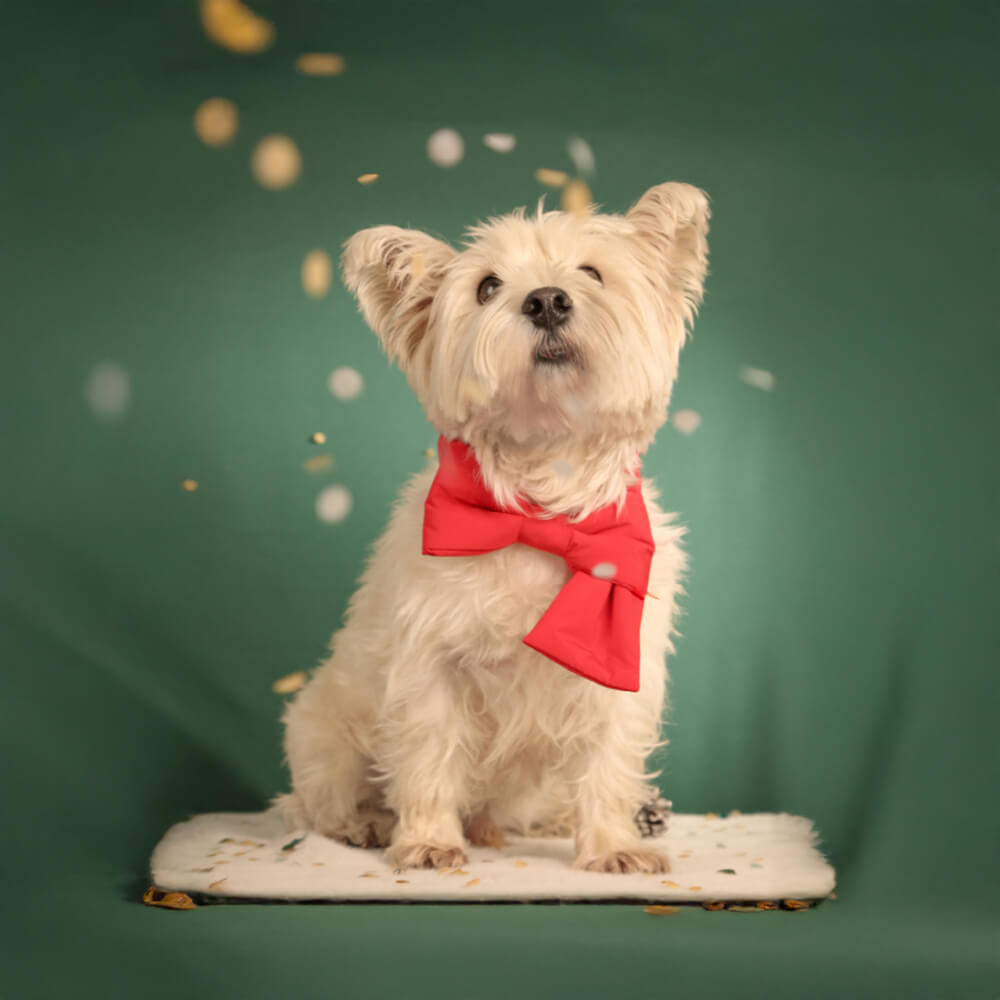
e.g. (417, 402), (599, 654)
(718, 869), (737, 875)
(465, 878), (481, 888)
(644, 905), (679, 916)
(295, 52), (345, 75)
(552, 459), (574, 477)
(567, 136), (595, 175)
(483, 133), (516, 153)
(357, 173), (379, 185)
(672, 409), (701, 435)
(514, 860), (529, 868)
(272, 670), (307, 694)
(251, 135), (301, 190)
(783, 899), (810, 910)
(702, 901), (726, 911)
(282, 836), (306, 852)
(84, 361), (130, 420)
(591, 562), (617, 580)
(142, 887), (197, 910)
(427, 128), (464, 167)
(309, 432), (326, 445)
(739, 365), (776, 391)
(199, 0), (275, 54)
(562, 179), (592, 216)
(182, 479), (199, 492)
(328, 366), (364, 400)
(316, 484), (352, 524)
(660, 880), (680, 888)
(301, 249), (332, 298)
(208, 879), (227, 890)
(728, 809), (742, 816)
(193, 98), (239, 147)
(304, 454), (334, 473)
(423, 448), (436, 458)
(535, 168), (569, 187)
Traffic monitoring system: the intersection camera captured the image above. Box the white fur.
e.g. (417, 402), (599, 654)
(276, 182), (710, 873)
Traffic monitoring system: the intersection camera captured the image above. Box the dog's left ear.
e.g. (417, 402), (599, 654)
(627, 182), (710, 328)
(342, 225), (456, 375)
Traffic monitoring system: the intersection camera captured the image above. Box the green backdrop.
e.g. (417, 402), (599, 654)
(2, 1), (998, 996)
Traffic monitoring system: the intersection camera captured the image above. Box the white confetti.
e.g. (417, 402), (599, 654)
(193, 98), (239, 147)
(551, 459), (574, 477)
(316, 485), (352, 523)
(84, 362), (130, 420)
(426, 128), (465, 167)
(591, 562), (617, 580)
(672, 409), (702, 434)
(739, 366), (775, 392)
(301, 250), (332, 298)
(567, 136), (595, 175)
(328, 366), (364, 400)
(483, 133), (516, 153)
(251, 135), (301, 190)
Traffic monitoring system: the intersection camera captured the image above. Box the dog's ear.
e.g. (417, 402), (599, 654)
(626, 182), (710, 329)
(342, 226), (456, 372)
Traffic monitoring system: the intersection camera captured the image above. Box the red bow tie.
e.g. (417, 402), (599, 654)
(422, 436), (654, 692)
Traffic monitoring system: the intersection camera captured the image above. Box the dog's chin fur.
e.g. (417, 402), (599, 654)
(277, 182), (710, 872)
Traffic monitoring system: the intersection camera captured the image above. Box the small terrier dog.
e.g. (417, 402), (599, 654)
(277, 182), (710, 873)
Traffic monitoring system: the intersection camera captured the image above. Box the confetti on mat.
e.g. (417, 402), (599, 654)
(282, 836), (306, 852)
(644, 905), (679, 916)
(562, 179), (592, 216)
(193, 98), (239, 147)
(295, 52), (345, 75)
(427, 129), (464, 167)
(702, 901), (726, 911)
(199, 0), (275, 54)
(208, 879), (227, 890)
(535, 168), (569, 187)
(316, 485), (352, 523)
(328, 366), (364, 400)
(143, 887), (196, 910)
(272, 671), (307, 694)
(661, 880), (680, 888)
(357, 173), (379, 185)
(672, 409), (701, 435)
(465, 878), (481, 888)
(567, 136), (595, 175)
(739, 366), (776, 391)
(483, 133), (516, 153)
(251, 135), (301, 190)
(84, 361), (130, 420)
(301, 249), (332, 298)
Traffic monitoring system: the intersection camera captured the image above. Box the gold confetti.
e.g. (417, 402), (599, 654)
(562, 178), (592, 216)
(423, 448), (436, 458)
(239, 840), (255, 846)
(296, 52), (345, 76)
(728, 809), (743, 816)
(301, 249), (332, 298)
(465, 878), (481, 888)
(644, 905), (679, 916)
(726, 905), (760, 913)
(687, 885), (703, 891)
(357, 173), (379, 185)
(705, 812), (720, 819)
(304, 454), (334, 473)
(142, 887), (197, 910)
(514, 860), (529, 868)
(702, 901), (726, 911)
(208, 879), (227, 890)
(752, 857), (764, 862)
(251, 135), (302, 190)
(756, 901), (779, 910)
(535, 168), (569, 187)
(395, 879), (409, 884)
(309, 431), (327, 445)
(193, 98), (239, 147)
(215, 860), (229, 865)
(312, 862), (325, 866)
(199, 0), (274, 54)
(182, 479), (199, 492)
(660, 880), (680, 888)
(783, 899), (811, 910)
(272, 670), (308, 694)
(360, 872), (379, 879)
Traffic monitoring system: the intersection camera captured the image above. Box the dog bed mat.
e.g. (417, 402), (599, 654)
(150, 809), (836, 903)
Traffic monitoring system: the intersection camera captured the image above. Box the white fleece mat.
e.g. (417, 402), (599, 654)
(151, 810), (835, 903)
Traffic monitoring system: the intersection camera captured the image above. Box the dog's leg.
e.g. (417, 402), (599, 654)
(570, 724), (671, 874)
(463, 808), (508, 849)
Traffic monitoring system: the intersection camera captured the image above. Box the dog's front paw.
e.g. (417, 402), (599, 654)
(464, 812), (509, 849)
(386, 841), (468, 870)
(575, 847), (672, 874)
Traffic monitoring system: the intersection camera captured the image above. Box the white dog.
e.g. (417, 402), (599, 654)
(276, 181), (710, 873)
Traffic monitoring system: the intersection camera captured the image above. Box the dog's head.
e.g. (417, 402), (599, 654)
(342, 182), (709, 447)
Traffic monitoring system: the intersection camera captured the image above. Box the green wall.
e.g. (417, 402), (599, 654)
(2, 1), (997, 996)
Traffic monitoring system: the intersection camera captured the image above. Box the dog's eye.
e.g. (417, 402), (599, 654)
(579, 265), (603, 284)
(477, 275), (502, 304)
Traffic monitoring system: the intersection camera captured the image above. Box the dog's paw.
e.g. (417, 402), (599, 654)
(332, 809), (396, 849)
(464, 813), (509, 849)
(386, 841), (468, 870)
(575, 847), (672, 874)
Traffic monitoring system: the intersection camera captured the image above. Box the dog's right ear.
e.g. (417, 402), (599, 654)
(342, 226), (456, 373)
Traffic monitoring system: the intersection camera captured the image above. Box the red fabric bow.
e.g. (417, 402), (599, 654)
(422, 436), (654, 692)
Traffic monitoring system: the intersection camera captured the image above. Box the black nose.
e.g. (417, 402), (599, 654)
(522, 287), (573, 329)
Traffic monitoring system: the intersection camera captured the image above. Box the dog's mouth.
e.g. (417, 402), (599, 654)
(533, 333), (580, 368)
